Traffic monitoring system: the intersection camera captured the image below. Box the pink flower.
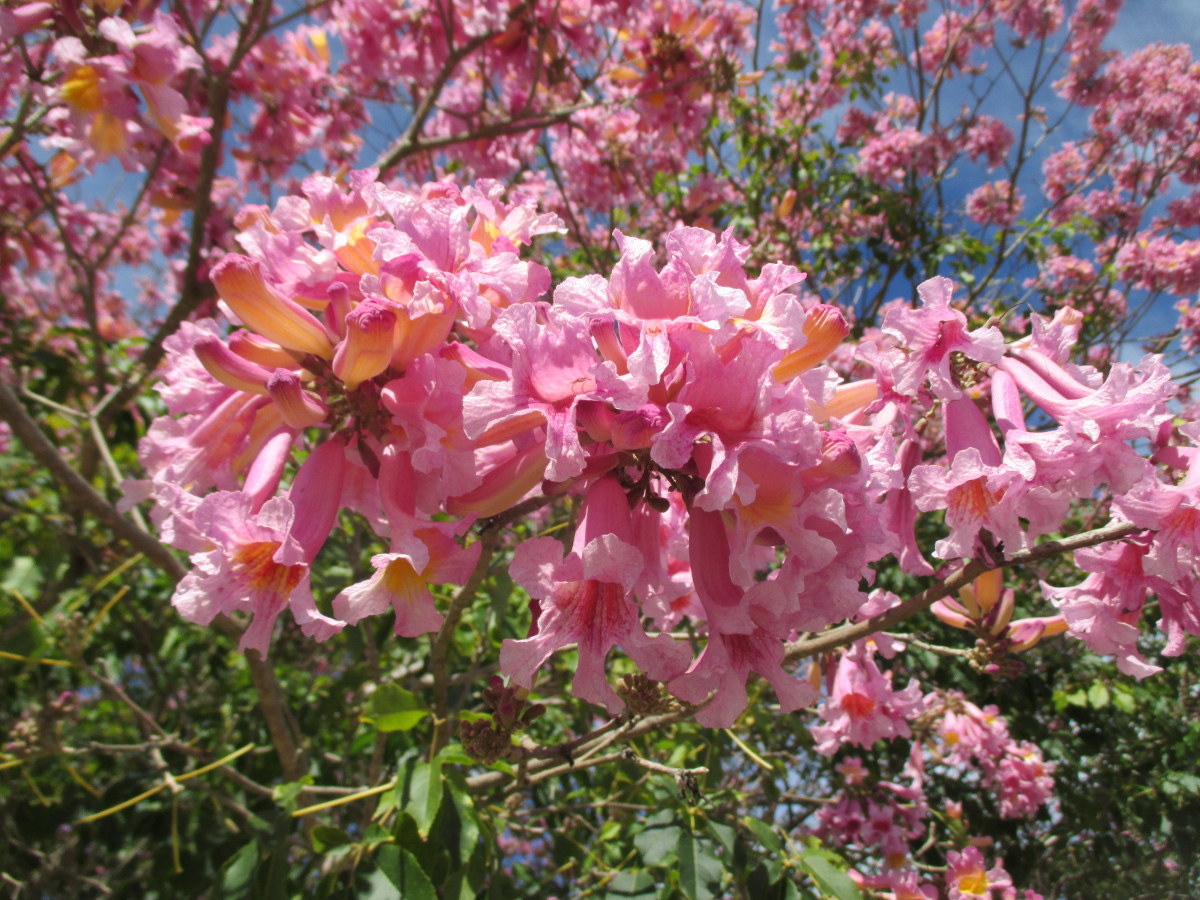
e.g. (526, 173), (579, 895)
(966, 181), (1024, 228)
(1041, 538), (1166, 678)
(963, 116), (1014, 169)
(171, 443), (348, 655)
(499, 477), (691, 713)
(668, 613), (818, 728)
(945, 847), (1013, 899)
(333, 445), (480, 635)
(333, 525), (479, 637)
(465, 303), (627, 482)
(858, 127), (939, 185)
(652, 334), (818, 512)
(883, 277), (1004, 400)
(811, 641), (926, 755)
(993, 742), (1056, 819)
(908, 444), (1030, 561)
(1115, 451), (1200, 583)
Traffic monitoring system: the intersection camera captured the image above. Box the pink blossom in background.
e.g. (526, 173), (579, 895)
(945, 847), (1014, 899)
(966, 181), (1024, 228)
(811, 640), (926, 755)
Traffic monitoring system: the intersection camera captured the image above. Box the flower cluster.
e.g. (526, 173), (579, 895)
(134, 167), (1200, 731)
(134, 171), (890, 727)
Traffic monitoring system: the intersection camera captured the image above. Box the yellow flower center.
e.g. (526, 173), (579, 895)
(231, 541), (306, 597)
(957, 867), (988, 894)
(62, 65), (104, 112)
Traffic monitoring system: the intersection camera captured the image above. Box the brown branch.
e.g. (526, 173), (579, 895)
(244, 649), (307, 783)
(466, 706), (692, 795)
(0, 378), (186, 581)
(619, 747), (708, 778)
(429, 492), (559, 732)
(430, 527), (501, 728)
(377, 107), (578, 172)
(0, 379), (314, 788)
(784, 520), (1145, 662)
(92, 0), (275, 427)
(374, 28), (508, 175)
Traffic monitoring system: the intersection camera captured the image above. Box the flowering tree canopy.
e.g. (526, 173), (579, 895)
(3, 1), (1200, 897)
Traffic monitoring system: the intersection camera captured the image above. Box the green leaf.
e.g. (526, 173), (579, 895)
(798, 849), (860, 900)
(377, 845), (437, 900)
(706, 820), (737, 858)
(1166, 772), (1200, 796)
(405, 758), (444, 839)
(375, 709), (430, 732)
(262, 841), (290, 900)
(272, 776), (314, 812)
(436, 743), (475, 766)
(363, 684), (430, 732)
(1088, 682), (1111, 709)
(634, 815), (682, 865)
(599, 870), (657, 899)
(677, 831), (722, 900)
(443, 778), (483, 871)
(2, 557), (42, 596)
(1112, 685), (1137, 714)
(741, 816), (784, 855)
(213, 841), (259, 899)
(311, 825), (351, 853)
(1064, 688), (1089, 707)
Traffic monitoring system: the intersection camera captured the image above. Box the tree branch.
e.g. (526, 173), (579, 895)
(0, 378), (185, 582)
(785, 520), (1145, 662)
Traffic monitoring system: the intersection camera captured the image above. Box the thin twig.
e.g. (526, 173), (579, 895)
(0, 379), (185, 581)
(619, 747), (708, 778)
(785, 520), (1144, 662)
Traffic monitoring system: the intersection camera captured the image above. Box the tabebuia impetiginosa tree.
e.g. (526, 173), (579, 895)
(2, 0), (1200, 897)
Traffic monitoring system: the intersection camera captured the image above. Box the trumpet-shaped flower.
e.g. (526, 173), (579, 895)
(500, 478), (691, 713)
(883, 277), (1004, 400)
(465, 303), (627, 481)
(668, 610), (818, 728)
(170, 442), (347, 655)
(811, 641), (926, 755)
(945, 848), (1013, 900)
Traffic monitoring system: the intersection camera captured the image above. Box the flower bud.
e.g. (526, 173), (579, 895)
(228, 330), (299, 370)
(609, 404), (668, 450)
(997, 356), (1078, 424)
(267, 368), (329, 429)
(284, 441), (347, 562)
(944, 396), (1002, 466)
(333, 299), (397, 390)
(986, 586), (1016, 636)
(960, 568), (1004, 619)
(324, 281), (354, 339)
(773, 304), (850, 381)
(1007, 615), (1068, 652)
(1, 2), (52, 38)
(931, 598), (973, 630)
(194, 334), (272, 395)
(1009, 346), (1090, 400)
(802, 430), (862, 482)
(212, 255), (334, 359)
(990, 369), (1026, 435)
(776, 188), (797, 219)
(243, 428), (295, 511)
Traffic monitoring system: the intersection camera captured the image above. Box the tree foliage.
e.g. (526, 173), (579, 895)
(3, 1), (1200, 898)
